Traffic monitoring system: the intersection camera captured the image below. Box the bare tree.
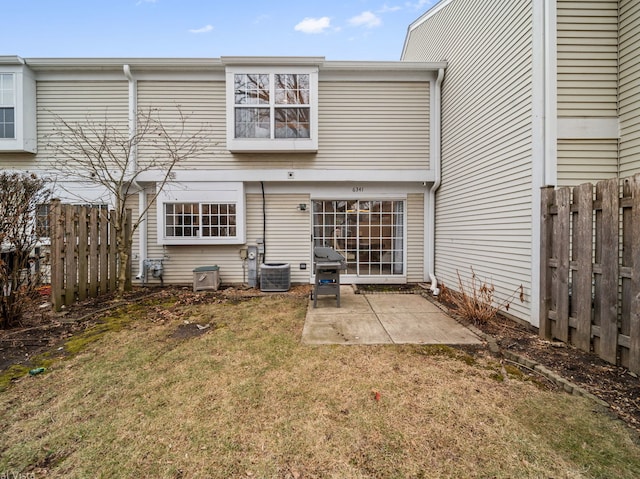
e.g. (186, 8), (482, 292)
(48, 107), (211, 295)
(0, 172), (51, 328)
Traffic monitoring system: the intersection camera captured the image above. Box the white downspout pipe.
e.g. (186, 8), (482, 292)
(123, 64), (147, 281)
(428, 67), (445, 295)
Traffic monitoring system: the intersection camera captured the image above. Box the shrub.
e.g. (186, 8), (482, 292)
(0, 172), (51, 328)
(440, 267), (524, 324)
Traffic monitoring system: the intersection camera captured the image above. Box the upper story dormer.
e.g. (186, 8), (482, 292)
(0, 56), (37, 153)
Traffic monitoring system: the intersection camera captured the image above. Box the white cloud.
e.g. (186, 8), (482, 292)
(188, 24), (213, 34)
(405, 0), (436, 10)
(348, 11), (382, 28)
(378, 4), (403, 13)
(294, 17), (331, 34)
(136, 0), (157, 5)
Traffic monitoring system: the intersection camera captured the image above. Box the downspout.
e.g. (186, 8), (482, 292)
(124, 64), (147, 281)
(428, 67), (445, 295)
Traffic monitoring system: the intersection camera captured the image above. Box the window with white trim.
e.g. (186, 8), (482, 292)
(157, 182), (245, 245)
(226, 67), (318, 152)
(0, 64), (37, 153)
(165, 202), (237, 238)
(0, 73), (15, 139)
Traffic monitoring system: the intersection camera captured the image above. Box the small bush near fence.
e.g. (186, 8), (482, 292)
(50, 200), (131, 311)
(540, 174), (640, 374)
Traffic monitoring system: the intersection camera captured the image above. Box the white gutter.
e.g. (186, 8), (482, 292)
(124, 64), (147, 281)
(427, 67), (445, 295)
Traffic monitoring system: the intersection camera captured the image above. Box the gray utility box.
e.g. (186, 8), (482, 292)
(193, 265), (220, 292)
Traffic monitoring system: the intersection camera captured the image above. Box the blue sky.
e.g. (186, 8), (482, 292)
(3, 0), (439, 60)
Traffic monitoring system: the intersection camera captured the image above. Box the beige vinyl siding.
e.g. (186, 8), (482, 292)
(144, 198), (246, 286)
(0, 81), (128, 171)
(142, 192), (312, 286)
(36, 81), (129, 170)
(619, 0), (640, 176)
(316, 82), (430, 169)
(247, 193), (311, 284)
(137, 81), (223, 169)
(404, 0), (533, 321)
(406, 193), (424, 283)
(557, 139), (619, 186)
(136, 80), (430, 171)
(557, 0), (618, 117)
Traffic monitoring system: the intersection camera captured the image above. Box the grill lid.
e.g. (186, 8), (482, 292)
(314, 247), (345, 263)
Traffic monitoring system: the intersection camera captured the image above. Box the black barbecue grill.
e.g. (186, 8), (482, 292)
(313, 247), (347, 308)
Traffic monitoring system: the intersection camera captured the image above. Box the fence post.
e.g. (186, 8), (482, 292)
(77, 205), (88, 301)
(572, 183), (593, 352)
(99, 207), (109, 295)
(629, 173), (640, 373)
(50, 199), (64, 312)
(63, 205), (77, 307)
(124, 209), (132, 291)
(89, 208), (99, 297)
(554, 187), (571, 342)
(539, 186), (554, 339)
(108, 210), (118, 293)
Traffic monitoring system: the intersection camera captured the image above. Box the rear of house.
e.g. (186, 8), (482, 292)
(403, 0), (640, 325)
(0, 56), (446, 288)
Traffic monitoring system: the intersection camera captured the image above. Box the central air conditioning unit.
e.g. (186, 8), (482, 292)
(260, 263), (291, 292)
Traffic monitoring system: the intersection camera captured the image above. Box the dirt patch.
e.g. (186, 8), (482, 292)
(171, 322), (212, 340)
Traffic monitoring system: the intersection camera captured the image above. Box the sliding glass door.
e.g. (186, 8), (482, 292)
(312, 200), (405, 277)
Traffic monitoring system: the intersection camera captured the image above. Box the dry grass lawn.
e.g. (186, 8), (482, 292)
(1, 292), (639, 478)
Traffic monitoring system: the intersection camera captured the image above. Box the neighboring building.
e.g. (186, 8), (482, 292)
(0, 56), (445, 288)
(403, 0), (640, 323)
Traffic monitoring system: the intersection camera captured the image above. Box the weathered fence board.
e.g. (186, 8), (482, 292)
(540, 174), (640, 375)
(572, 182), (593, 352)
(50, 200), (131, 311)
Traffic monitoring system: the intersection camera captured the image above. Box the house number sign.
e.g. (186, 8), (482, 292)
(352, 186), (364, 193)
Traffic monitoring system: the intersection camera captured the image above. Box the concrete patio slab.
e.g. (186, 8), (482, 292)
(302, 286), (482, 346)
(377, 312), (483, 344)
(301, 313), (393, 344)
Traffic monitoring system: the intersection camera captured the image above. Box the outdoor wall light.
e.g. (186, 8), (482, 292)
(298, 203), (308, 211)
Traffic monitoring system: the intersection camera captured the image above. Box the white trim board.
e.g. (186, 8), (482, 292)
(557, 118), (619, 139)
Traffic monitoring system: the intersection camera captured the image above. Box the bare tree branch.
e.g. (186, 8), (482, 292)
(46, 106), (214, 295)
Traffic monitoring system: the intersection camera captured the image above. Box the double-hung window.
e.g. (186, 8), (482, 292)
(0, 62), (37, 153)
(157, 182), (245, 245)
(226, 66), (318, 152)
(0, 73), (15, 139)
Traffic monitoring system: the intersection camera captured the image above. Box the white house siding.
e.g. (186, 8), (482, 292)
(557, 139), (619, 186)
(403, 0), (534, 321)
(619, 0), (640, 176)
(406, 193), (425, 283)
(135, 80), (430, 171)
(556, 0), (618, 118)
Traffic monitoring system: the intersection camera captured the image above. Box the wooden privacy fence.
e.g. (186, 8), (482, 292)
(540, 174), (640, 374)
(50, 199), (131, 311)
